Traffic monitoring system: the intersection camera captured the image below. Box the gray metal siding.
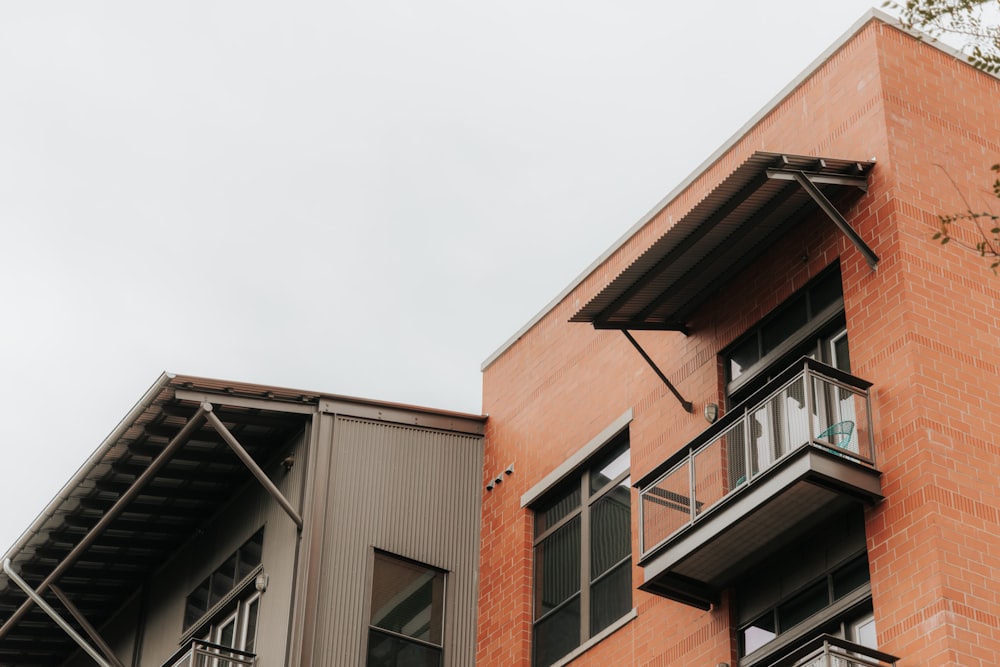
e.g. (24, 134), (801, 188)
(307, 415), (483, 667)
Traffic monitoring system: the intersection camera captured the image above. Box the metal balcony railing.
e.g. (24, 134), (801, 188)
(161, 639), (256, 667)
(639, 357), (875, 557)
(762, 634), (898, 667)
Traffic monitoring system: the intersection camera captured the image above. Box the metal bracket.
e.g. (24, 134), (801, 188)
(622, 330), (693, 413)
(767, 167), (879, 270)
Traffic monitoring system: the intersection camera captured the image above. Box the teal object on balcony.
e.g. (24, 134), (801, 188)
(817, 420), (854, 452)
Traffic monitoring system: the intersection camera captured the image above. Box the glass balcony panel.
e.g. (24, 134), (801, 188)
(640, 462), (691, 553)
(639, 358), (877, 561)
(692, 437), (726, 516)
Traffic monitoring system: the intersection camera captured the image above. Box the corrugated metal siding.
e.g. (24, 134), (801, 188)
(308, 415), (483, 667)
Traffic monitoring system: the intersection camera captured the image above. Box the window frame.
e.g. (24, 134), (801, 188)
(364, 549), (447, 667)
(530, 428), (632, 667)
(182, 528), (265, 644)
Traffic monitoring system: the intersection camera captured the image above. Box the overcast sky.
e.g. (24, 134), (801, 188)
(0, 1), (884, 554)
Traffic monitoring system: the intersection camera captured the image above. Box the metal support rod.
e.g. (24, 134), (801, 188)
(0, 404), (212, 640)
(621, 330), (694, 412)
(2, 559), (111, 667)
(205, 410), (304, 530)
(788, 170), (879, 270)
(50, 585), (126, 667)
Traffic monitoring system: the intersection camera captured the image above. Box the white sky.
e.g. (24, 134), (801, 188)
(0, 1), (883, 554)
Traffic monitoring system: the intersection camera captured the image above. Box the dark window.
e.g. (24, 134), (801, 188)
(738, 553), (871, 657)
(726, 264), (845, 390)
(532, 432), (631, 666)
(183, 528), (264, 630)
(366, 552), (445, 667)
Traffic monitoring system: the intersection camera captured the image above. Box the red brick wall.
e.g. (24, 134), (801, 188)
(479, 17), (1000, 666)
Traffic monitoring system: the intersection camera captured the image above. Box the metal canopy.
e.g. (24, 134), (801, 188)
(0, 375), (314, 666)
(571, 152), (875, 331)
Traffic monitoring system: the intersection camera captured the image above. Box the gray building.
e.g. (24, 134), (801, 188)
(0, 373), (484, 666)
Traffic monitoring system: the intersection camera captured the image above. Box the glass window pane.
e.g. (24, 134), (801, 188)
(210, 555), (237, 606)
(590, 560), (631, 636)
(243, 597), (260, 653)
(533, 596), (580, 667)
(367, 629), (442, 667)
(742, 612), (776, 655)
(590, 488), (631, 579)
(810, 269), (843, 315)
(762, 295), (807, 355)
(589, 441), (629, 494)
(534, 483), (581, 537)
(777, 581), (828, 632)
(237, 530), (264, 580)
(534, 517), (581, 617)
(833, 556), (870, 599)
(370, 553), (445, 645)
(729, 335), (759, 380)
(184, 577), (210, 628)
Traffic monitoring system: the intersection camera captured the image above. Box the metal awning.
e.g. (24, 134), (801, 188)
(0, 374), (316, 666)
(571, 152), (875, 331)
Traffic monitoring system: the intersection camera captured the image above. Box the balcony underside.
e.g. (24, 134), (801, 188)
(638, 445), (882, 609)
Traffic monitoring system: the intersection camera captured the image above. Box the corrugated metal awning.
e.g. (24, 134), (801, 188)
(571, 152), (875, 331)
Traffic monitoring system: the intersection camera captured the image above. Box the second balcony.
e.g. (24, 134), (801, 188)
(635, 358), (883, 609)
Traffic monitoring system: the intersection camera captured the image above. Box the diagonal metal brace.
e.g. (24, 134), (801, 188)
(3, 559), (112, 667)
(622, 330), (693, 413)
(769, 168), (879, 270)
(205, 410), (304, 531)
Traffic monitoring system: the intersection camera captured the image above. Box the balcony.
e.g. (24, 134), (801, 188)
(161, 640), (256, 667)
(760, 634), (898, 667)
(636, 358), (883, 609)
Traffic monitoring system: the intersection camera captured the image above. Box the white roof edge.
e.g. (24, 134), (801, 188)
(481, 7), (982, 372)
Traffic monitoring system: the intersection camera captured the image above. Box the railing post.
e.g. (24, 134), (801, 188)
(688, 449), (697, 522)
(804, 362), (815, 443)
(742, 406), (752, 483)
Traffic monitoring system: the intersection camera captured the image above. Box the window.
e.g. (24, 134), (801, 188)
(532, 432), (631, 667)
(184, 529), (264, 631)
(726, 265), (845, 397)
(736, 509), (873, 663)
(366, 551), (445, 667)
(199, 592), (261, 657)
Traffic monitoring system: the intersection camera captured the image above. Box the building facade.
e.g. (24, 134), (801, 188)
(0, 374), (484, 666)
(478, 11), (1000, 667)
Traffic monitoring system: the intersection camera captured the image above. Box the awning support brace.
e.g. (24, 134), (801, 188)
(205, 410), (304, 531)
(2, 559), (111, 667)
(0, 404), (213, 641)
(622, 330), (693, 413)
(50, 585), (126, 667)
(770, 168), (879, 270)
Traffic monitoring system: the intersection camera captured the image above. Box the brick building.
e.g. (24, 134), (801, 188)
(478, 10), (1000, 667)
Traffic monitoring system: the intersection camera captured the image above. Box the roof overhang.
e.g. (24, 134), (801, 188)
(571, 152), (875, 331)
(0, 374), (485, 665)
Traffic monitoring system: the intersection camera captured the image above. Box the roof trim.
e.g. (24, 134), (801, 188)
(481, 8), (987, 371)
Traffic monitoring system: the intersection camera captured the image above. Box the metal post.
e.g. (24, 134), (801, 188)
(2, 559), (111, 667)
(743, 406), (753, 483)
(621, 331), (694, 412)
(804, 363), (815, 445)
(0, 404), (212, 640)
(688, 449), (696, 522)
(205, 410), (304, 530)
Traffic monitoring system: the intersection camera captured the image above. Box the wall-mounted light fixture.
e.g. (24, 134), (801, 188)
(704, 403), (719, 424)
(485, 464), (514, 492)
